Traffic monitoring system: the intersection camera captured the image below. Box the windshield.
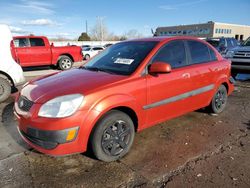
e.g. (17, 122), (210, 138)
(242, 37), (250, 46)
(84, 41), (158, 75)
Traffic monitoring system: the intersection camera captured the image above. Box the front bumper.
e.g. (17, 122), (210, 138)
(18, 126), (79, 150)
(14, 101), (93, 156)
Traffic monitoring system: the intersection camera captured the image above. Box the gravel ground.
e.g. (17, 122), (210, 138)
(0, 69), (249, 188)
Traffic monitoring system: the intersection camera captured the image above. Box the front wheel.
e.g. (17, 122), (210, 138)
(0, 77), (11, 102)
(90, 110), (135, 162)
(58, 55), (73, 70)
(209, 85), (228, 114)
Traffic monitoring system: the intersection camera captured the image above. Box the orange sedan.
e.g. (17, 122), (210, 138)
(14, 37), (234, 162)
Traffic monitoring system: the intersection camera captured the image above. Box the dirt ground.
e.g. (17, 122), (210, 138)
(0, 73), (249, 188)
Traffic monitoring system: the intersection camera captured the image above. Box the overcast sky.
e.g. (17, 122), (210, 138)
(0, 0), (249, 39)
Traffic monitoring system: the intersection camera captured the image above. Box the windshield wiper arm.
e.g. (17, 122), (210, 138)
(81, 66), (99, 72)
(81, 66), (117, 74)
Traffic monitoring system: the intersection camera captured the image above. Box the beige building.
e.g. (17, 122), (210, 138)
(155, 21), (250, 40)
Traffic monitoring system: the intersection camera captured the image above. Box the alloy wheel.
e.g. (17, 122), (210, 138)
(101, 120), (131, 156)
(61, 59), (72, 69)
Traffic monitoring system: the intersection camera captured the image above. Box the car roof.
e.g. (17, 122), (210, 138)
(13, 36), (46, 38)
(127, 36), (204, 42)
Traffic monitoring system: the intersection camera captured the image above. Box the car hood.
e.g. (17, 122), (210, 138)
(21, 68), (127, 103)
(231, 46), (250, 52)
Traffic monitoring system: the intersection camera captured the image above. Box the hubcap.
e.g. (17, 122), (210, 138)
(101, 120), (131, 156)
(215, 89), (227, 110)
(61, 59), (71, 69)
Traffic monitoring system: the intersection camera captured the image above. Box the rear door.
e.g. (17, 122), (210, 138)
(185, 40), (218, 108)
(145, 40), (193, 127)
(28, 38), (51, 66)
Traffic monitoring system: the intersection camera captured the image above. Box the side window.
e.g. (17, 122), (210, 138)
(93, 47), (103, 51)
(14, 38), (29, 47)
(208, 48), (217, 61)
(226, 38), (233, 48)
(231, 38), (239, 46)
(29, 38), (45, 47)
(152, 40), (187, 68)
(187, 40), (211, 64)
(219, 38), (226, 47)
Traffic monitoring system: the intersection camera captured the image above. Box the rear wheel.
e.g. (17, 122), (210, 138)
(0, 77), (11, 102)
(85, 54), (90, 60)
(209, 85), (228, 114)
(58, 55), (73, 70)
(90, 110), (135, 162)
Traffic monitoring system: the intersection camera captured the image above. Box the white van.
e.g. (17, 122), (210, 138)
(0, 24), (25, 102)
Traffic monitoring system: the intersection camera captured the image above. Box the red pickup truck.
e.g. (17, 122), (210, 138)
(12, 36), (83, 70)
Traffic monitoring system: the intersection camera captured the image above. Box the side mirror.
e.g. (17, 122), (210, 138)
(149, 62), (171, 74)
(51, 42), (54, 47)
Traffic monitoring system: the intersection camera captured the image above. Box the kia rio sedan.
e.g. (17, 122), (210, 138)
(14, 37), (234, 162)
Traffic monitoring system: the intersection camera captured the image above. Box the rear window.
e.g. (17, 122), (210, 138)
(209, 48), (217, 61)
(187, 40), (212, 64)
(29, 38), (45, 47)
(14, 38), (29, 47)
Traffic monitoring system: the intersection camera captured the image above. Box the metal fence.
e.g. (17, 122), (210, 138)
(50, 40), (119, 47)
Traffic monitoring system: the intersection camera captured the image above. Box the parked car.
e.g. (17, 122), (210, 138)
(12, 36), (83, 70)
(225, 36), (250, 77)
(0, 24), (25, 102)
(81, 45), (91, 51)
(103, 43), (113, 48)
(15, 36), (234, 162)
(82, 46), (104, 60)
(205, 37), (239, 56)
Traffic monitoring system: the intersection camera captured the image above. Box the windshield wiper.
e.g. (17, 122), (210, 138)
(81, 66), (117, 75)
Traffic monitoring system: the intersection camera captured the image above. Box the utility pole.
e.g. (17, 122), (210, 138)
(85, 20), (88, 34)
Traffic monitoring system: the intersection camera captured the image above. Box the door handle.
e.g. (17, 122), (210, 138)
(182, 73), (190, 78)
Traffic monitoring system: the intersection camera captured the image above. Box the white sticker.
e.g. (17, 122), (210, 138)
(114, 58), (134, 65)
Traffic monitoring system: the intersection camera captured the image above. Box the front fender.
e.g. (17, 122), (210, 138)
(92, 94), (144, 128)
(79, 94), (145, 151)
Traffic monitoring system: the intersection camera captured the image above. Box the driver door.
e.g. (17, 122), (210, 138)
(144, 40), (193, 128)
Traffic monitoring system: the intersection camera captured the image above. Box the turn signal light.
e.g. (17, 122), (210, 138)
(66, 129), (77, 141)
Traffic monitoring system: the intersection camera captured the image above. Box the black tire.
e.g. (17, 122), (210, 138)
(209, 85), (228, 114)
(85, 54), (90, 60)
(0, 77), (11, 102)
(58, 55), (73, 70)
(90, 110), (135, 162)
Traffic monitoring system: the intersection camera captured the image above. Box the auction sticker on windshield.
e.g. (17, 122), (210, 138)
(114, 58), (134, 65)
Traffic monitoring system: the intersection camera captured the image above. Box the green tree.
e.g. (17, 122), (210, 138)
(78, 32), (91, 41)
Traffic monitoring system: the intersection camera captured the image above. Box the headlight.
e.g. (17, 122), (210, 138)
(38, 94), (84, 118)
(225, 50), (235, 58)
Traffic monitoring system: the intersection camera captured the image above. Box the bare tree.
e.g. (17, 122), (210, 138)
(90, 17), (109, 41)
(123, 29), (144, 39)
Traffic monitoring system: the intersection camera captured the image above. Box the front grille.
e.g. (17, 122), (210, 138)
(18, 96), (34, 112)
(231, 62), (250, 66)
(233, 51), (250, 58)
(20, 130), (57, 150)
